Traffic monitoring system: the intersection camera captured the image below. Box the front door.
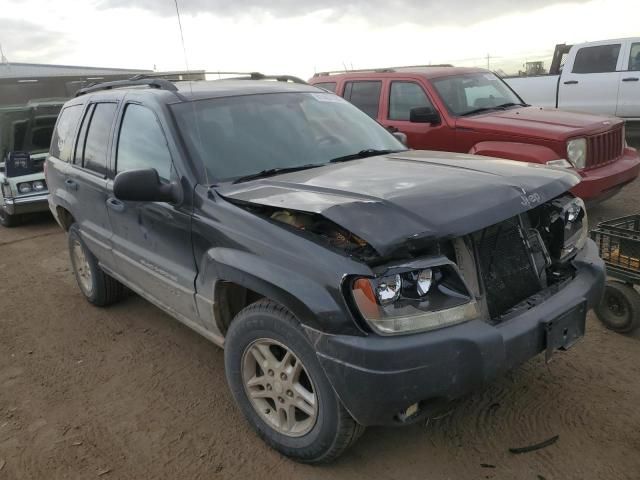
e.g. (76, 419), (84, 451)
(381, 80), (453, 150)
(105, 102), (198, 322)
(559, 42), (623, 115)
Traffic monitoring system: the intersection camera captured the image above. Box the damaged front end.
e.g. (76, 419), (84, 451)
(344, 194), (589, 335)
(228, 190), (588, 336)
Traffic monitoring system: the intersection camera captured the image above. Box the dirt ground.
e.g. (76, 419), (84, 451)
(1, 180), (640, 480)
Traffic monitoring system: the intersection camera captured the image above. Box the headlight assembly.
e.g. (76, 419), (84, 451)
(351, 264), (479, 335)
(567, 138), (587, 169)
(561, 197), (588, 259)
(32, 180), (46, 191)
(18, 182), (33, 194)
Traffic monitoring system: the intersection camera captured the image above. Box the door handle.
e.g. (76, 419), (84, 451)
(387, 126), (399, 133)
(622, 77), (639, 82)
(106, 197), (125, 213)
(64, 179), (78, 191)
(563, 80), (579, 85)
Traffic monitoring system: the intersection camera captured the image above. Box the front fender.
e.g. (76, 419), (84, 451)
(196, 247), (365, 336)
(469, 141), (561, 164)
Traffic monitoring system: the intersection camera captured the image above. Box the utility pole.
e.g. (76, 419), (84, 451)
(0, 43), (8, 64)
(486, 53), (491, 70)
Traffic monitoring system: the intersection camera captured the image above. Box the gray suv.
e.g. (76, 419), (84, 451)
(46, 73), (605, 463)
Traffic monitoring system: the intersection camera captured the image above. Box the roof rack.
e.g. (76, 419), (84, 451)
(132, 71), (308, 84)
(313, 64), (454, 77)
(75, 77), (178, 97)
(74, 71), (308, 97)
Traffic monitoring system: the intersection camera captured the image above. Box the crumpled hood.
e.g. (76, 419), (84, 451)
(458, 106), (623, 141)
(217, 150), (580, 256)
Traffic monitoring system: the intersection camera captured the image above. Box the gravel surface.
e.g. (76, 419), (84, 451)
(1, 178), (639, 479)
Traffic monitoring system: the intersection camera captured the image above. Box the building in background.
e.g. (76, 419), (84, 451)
(0, 62), (152, 105)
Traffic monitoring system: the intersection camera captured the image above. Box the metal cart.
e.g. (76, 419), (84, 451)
(591, 214), (640, 333)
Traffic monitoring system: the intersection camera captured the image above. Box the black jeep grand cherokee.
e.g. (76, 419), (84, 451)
(46, 74), (605, 463)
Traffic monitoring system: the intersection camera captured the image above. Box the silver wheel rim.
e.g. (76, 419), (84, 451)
(241, 338), (318, 437)
(71, 238), (93, 296)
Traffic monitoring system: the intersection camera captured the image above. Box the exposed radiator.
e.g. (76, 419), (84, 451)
(474, 217), (542, 319)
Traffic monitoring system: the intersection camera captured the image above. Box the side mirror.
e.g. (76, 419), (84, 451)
(113, 168), (180, 203)
(410, 106), (441, 125)
(392, 131), (408, 146)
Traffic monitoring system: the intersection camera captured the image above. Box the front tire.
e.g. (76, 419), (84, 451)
(595, 281), (640, 333)
(68, 224), (125, 306)
(0, 207), (18, 227)
(224, 300), (364, 463)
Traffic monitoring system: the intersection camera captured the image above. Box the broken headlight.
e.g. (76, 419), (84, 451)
(545, 196), (588, 261)
(351, 265), (479, 335)
(561, 197), (588, 258)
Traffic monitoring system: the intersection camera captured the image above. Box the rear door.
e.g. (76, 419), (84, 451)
(67, 101), (118, 269)
(559, 42), (624, 115)
(106, 102), (198, 322)
(616, 40), (640, 118)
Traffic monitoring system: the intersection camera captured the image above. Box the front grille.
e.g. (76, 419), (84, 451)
(474, 217), (541, 319)
(586, 127), (624, 168)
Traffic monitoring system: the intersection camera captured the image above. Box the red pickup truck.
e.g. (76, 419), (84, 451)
(310, 66), (640, 202)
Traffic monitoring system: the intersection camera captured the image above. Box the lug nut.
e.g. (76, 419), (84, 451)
(280, 373), (287, 381)
(286, 390), (293, 397)
(265, 408), (271, 414)
(266, 384), (272, 391)
(268, 369), (274, 376)
(278, 397), (285, 403)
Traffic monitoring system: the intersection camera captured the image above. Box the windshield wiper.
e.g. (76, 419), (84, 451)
(232, 163), (322, 184)
(461, 103), (529, 116)
(329, 149), (406, 163)
(494, 102), (529, 109)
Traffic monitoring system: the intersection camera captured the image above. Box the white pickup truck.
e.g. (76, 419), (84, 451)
(504, 38), (640, 121)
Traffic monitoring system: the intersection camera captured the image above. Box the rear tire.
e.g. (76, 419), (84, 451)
(224, 299), (364, 463)
(595, 281), (640, 334)
(68, 224), (125, 306)
(0, 207), (18, 227)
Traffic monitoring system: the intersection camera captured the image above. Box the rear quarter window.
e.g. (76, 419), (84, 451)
(50, 105), (83, 161)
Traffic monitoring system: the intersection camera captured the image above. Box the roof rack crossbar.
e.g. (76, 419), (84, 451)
(313, 64), (454, 76)
(75, 78), (178, 97)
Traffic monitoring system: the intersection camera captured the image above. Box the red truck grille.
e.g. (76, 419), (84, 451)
(586, 127), (624, 168)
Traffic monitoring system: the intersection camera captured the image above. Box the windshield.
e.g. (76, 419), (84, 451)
(171, 92), (405, 182)
(431, 72), (524, 116)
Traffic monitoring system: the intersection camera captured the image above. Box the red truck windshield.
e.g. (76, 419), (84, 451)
(432, 72), (524, 116)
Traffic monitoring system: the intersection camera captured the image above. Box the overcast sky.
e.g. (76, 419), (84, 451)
(1, 0), (638, 77)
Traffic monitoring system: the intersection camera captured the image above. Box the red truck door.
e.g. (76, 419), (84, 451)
(379, 80), (455, 151)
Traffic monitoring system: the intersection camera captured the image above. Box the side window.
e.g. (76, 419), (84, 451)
(116, 104), (172, 181)
(80, 103), (117, 175)
(388, 82), (434, 121)
(314, 82), (337, 93)
(50, 105), (83, 162)
(572, 44), (621, 74)
(343, 81), (381, 118)
(629, 43), (640, 71)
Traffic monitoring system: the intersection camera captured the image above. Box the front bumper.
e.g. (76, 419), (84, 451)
(571, 148), (640, 201)
(2, 192), (50, 215)
(314, 239), (605, 426)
